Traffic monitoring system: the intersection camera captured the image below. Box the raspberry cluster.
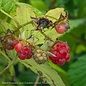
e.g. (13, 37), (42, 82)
(1, 31), (70, 65)
(0, 11), (70, 65)
(49, 42), (70, 65)
(2, 36), (32, 60)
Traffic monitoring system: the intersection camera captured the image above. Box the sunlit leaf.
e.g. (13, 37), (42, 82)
(0, 0), (16, 19)
(12, 3), (45, 44)
(45, 8), (66, 22)
(19, 58), (65, 86)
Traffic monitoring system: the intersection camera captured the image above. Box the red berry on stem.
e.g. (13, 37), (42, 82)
(18, 52), (27, 60)
(55, 25), (66, 34)
(17, 46), (32, 60)
(14, 42), (23, 52)
(49, 42), (70, 65)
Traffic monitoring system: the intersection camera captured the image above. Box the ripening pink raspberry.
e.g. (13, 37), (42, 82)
(55, 25), (67, 34)
(49, 42), (70, 65)
(14, 42), (23, 52)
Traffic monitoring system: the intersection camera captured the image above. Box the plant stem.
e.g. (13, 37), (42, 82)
(0, 57), (17, 75)
(0, 9), (33, 34)
(34, 71), (42, 86)
(0, 9), (20, 27)
(34, 75), (40, 86)
(70, 33), (86, 45)
(13, 21), (33, 33)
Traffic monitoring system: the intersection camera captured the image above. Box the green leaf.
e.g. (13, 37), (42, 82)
(1, 0), (15, 12)
(68, 19), (85, 32)
(0, 20), (17, 35)
(6, 49), (17, 59)
(30, 0), (47, 13)
(48, 60), (66, 74)
(18, 71), (37, 83)
(2, 3), (69, 85)
(0, 50), (10, 61)
(68, 55), (86, 86)
(12, 3), (70, 42)
(48, 61), (71, 86)
(12, 3), (45, 44)
(45, 8), (66, 22)
(11, 4), (66, 85)
(76, 44), (86, 54)
(19, 58), (65, 86)
(44, 8), (68, 40)
(0, 0), (16, 19)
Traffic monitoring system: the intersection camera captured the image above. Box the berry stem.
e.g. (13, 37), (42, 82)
(0, 57), (17, 75)
(13, 21), (33, 34)
(34, 71), (42, 86)
(51, 39), (60, 48)
(0, 9), (20, 27)
(70, 33), (86, 45)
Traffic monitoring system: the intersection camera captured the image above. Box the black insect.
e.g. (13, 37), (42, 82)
(31, 17), (53, 30)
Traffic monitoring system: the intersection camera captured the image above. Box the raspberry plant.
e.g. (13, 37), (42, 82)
(0, 0), (71, 86)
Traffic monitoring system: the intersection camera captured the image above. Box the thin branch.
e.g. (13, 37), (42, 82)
(13, 21), (33, 34)
(34, 71), (42, 86)
(0, 57), (17, 75)
(34, 75), (40, 86)
(0, 9), (33, 34)
(70, 33), (86, 45)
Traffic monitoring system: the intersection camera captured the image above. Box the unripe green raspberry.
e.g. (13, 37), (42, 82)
(33, 49), (48, 64)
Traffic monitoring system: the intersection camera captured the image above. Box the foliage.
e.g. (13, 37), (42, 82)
(0, 0), (86, 86)
(68, 55), (86, 86)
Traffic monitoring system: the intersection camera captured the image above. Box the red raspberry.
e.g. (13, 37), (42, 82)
(49, 42), (70, 65)
(55, 42), (70, 52)
(55, 25), (67, 34)
(18, 52), (27, 60)
(14, 42), (23, 52)
(18, 46), (32, 60)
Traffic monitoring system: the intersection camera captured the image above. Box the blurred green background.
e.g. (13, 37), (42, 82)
(0, 0), (86, 86)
